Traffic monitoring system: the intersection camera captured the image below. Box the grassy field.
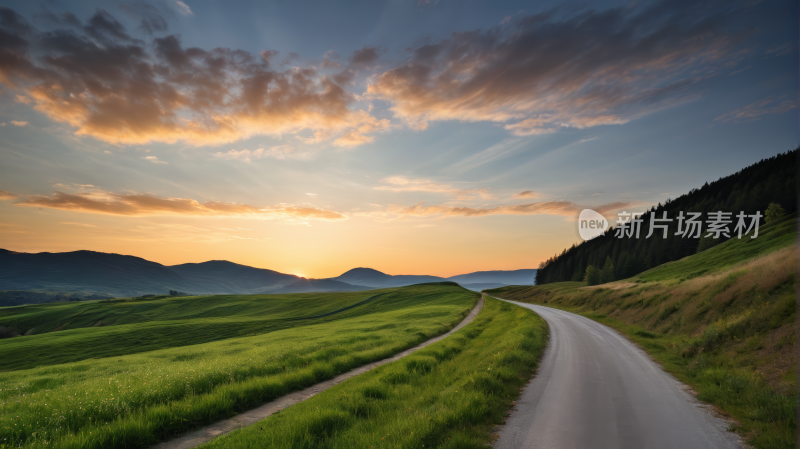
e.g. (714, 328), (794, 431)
(0, 283), (478, 449)
(488, 215), (796, 449)
(0, 288), (419, 371)
(199, 296), (548, 449)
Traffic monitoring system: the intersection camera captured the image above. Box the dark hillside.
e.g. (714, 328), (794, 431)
(536, 149), (797, 285)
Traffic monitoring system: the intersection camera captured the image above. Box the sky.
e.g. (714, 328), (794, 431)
(0, 0), (796, 278)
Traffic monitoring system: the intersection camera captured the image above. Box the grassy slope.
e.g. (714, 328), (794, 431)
(488, 215), (796, 449)
(0, 286), (456, 371)
(201, 297), (548, 449)
(0, 284), (477, 449)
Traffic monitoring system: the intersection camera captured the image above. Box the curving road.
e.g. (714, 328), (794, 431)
(489, 296), (744, 449)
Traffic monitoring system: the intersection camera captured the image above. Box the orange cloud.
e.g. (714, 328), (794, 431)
(0, 190), (19, 200)
(0, 9), (384, 147)
(14, 190), (347, 220)
(213, 145), (308, 162)
(370, 200), (636, 220)
(513, 190), (541, 199)
(368, 4), (743, 135)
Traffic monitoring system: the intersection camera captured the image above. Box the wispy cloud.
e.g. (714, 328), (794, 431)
(60, 221), (99, 228)
(14, 95), (30, 104)
(375, 176), (465, 195)
(368, 2), (745, 135)
(445, 139), (526, 174)
(10, 120), (29, 127)
(0, 190), (19, 200)
(370, 200), (635, 220)
(11, 189), (348, 221)
(513, 190), (541, 199)
(213, 145), (310, 162)
(143, 155), (168, 164)
(174, 1), (194, 17)
(714, 95), (798, 123)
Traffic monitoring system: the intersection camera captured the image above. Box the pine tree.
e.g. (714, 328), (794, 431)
(600, 256), (615, 284)
(585, 265), (600, 286)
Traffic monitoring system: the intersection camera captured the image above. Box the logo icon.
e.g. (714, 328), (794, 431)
(578, 209), (608, 240)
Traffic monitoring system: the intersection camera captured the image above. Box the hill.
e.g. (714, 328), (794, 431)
(447, 269), (536, 285)
(169, 260), (299, 293)
(0, 284), (487, 449)
(268, 278), (372, 293)
(459, 282), (510, 292)
(0, 250), (188, 297)
(536, 148), (797, 285)
(328, 267), (445, 288)
(0, 250), (535, 303)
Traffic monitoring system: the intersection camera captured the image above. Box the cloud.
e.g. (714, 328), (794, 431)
(351, 46), (380, 65)
(10, 120), (28, 127)
(380, 200), (634, 219)
(374, 176), (470, 198)
(513, 190), (541, 199)
(213, 145), (309, 162)
(174, 1), (193, 16)
(60, 221), (99, 227)
(143, 155), (168, 164)
(118, 1), (174, 35)
(14, 94), (30, 104)
(13, 190), (348, 220)
(445, 138), (525, 174)
(332, 111), (391, 147)
(714, 95), (798, 123)
(0, 189), (19, 200)
(367, 1), (745, 135)
(0, 8), (385, 147)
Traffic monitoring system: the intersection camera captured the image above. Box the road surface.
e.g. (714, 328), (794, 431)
(490, 296), (744, 449)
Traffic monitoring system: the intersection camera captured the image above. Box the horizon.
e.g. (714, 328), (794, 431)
(0, 247), (537, 279)
(0, 0), (796, 279)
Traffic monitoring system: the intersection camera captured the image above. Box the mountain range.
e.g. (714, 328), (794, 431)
(0, 249), (535, 303)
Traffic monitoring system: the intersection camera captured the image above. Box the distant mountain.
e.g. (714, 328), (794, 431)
(0, 249), (535, 305)
(447, 269), (537, 286)
(169, 261), (299, 294)
(329, 268), (445, 288)
(326, 267), (536, 289)
(459, 282), (513, 292)
(269, 278), (372, 294)
(0, 250), (301, 298)
(0, 250), (187, 297)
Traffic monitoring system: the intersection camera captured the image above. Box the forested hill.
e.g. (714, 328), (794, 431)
(536, 148), (797, 285)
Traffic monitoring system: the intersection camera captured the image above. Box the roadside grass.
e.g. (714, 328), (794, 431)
(199, 296), (548, 449)
(488, 216), (797, 449)
(0, 284), (477, 449)
(0, 285), (460, 371)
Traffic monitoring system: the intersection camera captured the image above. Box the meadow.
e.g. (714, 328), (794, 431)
(199, 296), (548, 449)
(488, 215), (797, 448)
(0, 288), (415, 371)
(0, 283), (478, 449)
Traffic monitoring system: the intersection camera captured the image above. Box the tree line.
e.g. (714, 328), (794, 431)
(536, 148), (797, 285)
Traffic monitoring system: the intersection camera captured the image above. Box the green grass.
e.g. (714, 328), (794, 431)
(0, 283), (477, 449)
(488, 215), (797, 449)
(199, 296), (548, 449)
(0, 286), (461, 371)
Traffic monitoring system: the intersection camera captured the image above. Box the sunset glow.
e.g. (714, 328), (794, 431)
(0, 0), (796, 277)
